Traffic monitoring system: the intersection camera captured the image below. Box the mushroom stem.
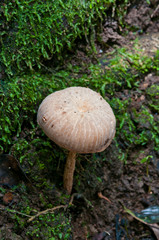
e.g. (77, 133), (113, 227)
(63, 151), (76, 194)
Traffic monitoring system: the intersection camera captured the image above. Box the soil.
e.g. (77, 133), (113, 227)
(0, 0), (159, 239)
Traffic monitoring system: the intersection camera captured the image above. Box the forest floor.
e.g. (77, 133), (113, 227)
(70, 2), (159, 239)
(0, 0), (159, 239)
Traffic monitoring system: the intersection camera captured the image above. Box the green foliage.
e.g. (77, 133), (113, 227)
(9, 189), (72, 239)
(111, 97), (159, 152)
(26, 212), (71, 240)
(111, 98), (136, 145)
(11, 206), (71, 239)
(147, 84), (159, 97)
(0, 0), (117, 75)
(146, 84), (159, 112)
(115, 0), (130, 26)
(140, 155), (153, 164)
(0, 72), (69, 151)
(133, 107), (158, 148)
(153, 50), (159, 72)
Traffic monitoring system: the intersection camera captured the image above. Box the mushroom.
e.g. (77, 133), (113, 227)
(37, 87), (116, 194)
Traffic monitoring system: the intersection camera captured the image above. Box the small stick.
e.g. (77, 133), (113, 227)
(0, 207), (32, 218)
(68, 193), (77, 206)
(28, 192), (92, 223)
(98, 192), (111, 203)
(27, 205), (66, 223)
(151, 5), (159, 18)
(69, 193), (93, 208)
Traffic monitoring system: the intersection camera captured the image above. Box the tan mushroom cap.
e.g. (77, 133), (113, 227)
(37, 87), (116, 153)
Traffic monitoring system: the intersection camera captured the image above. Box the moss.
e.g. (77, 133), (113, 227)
(26, 212), (72, 240)
(0, 0), (119, 75)
(147, 84), (159, 97)
(0, 72), (68, 151)
(146, 84), (159, 113)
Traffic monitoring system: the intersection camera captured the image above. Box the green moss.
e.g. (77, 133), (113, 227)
(147, 84), (159, 97)
(26, 212), (72, 240)
(0, 0), (118, 75)
(146, 84), (159, 113)
(11, 206), (72, 239)
(0, 72), (68, 151)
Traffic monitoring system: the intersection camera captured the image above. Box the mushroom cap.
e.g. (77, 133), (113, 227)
(37, 87), (116, 153)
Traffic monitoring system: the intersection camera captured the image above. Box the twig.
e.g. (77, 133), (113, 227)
(1, 204), (67, 223)
(151, 5), (159, 18)
(98, 192), (111, 203)
(1, 192), (93, 224)
(68, 193), (77, 206)
(28, 193), (90, 223)
(119, 200), (159, 231)
(0, 207), (32, 218)
(68, 193), (93, 208)
(27, 205), (66, 223)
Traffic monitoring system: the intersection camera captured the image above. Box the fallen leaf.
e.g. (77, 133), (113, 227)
(120, 202), (159, 240)
(3, 192), (14, 205)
